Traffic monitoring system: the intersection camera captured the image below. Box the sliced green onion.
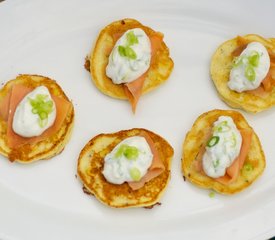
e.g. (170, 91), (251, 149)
(248, 51), (260, 67)
(115, 144), (126, 158)
(39, 111), (47, 120)
(209, 191), (215, 198)
(243, 162), (253, 172)
(130, 167), (141, 181)
(207, 136), (220, 147)
(118, 45), (126, 57)
(213, 159), (220, 168)
(123, 145), (139, 160)
(242, 162), (254, 178)
(232, 56), (243, 67)
(245, 65), (256, 81)
(126, 31), (138, 46)
(28, 93), (54, 128)
(124, 46), (137, 59)
(38, 118), (48, 128)
(118, 45), (137, 60)
(115, 144), (139, 160)
(214, 121), (231, 133)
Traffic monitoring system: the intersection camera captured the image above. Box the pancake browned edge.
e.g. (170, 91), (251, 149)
(88, 18), (174, 99)
(210, 34), (275, 113)
(182, 109), (265, 194)
(0, 74), (74, 163)
(77, 128), (174, 208)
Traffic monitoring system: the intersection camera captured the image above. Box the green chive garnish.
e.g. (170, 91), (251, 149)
(248, 51), (260, 67)
(233, 56), (243, 67)
(209, 191), (215, 198)
(207, 136), (220, 147)
(245, 65), (256, 81)
(214, 121), (231, 133)
(130, 167), (141, 181)
(115, 144), (139, 160)
(118, 45), (126, 57)
(29, 93), (54, 128)
(126, 31), (138, 46)
(243, 162), (253, 172)
(118, 45), (137, 60)
(124, 46), (137, 59)
(213, 159), (220, 168)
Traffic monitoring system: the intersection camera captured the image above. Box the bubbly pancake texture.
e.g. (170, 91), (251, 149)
(0, 74), (74, 163)
(89, 18), (174, 99)
(210, 34), (275, 113)
(182, 109), (265, 194)
(77, 128), (174, 208)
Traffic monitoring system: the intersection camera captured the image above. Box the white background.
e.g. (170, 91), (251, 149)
(0, 0), (274, 239)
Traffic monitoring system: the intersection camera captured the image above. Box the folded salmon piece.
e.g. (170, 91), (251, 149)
(123, 32), (164, 113)
(128, 130), (165, 190)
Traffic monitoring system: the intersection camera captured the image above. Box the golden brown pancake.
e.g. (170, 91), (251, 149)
(77, 128), (174, 208)
(182, 109), (265, 194)
(88, 18), (174, 99)
(210, 34), (275, 113)
(0, 74), (74, 163)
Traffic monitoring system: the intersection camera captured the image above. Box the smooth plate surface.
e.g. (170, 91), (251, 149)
(0, 0), (275, 239)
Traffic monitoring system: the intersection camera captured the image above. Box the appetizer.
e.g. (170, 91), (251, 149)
(182, 109), (265, 194)
(77, 128), (174, 208)
(0, 74), (74, 163)
(211, 34), (275, 113)
(86, 18), (174, 113)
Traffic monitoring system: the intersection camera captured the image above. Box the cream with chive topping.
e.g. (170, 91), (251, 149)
(106, 28), (151, 84)
(228, 42), (270, 92)
(12, 86), (56, 137)
(102, 136), (153, 184)
(202, 116), (242, 178)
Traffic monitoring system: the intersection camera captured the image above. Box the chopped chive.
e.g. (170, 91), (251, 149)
(118, 45), (126, 57)
(29, 93), (54, 128)
(248, 51), (260, 67)
(243, 162), (253, 172)
(213, 159), (220, 168)
(124, 46), (137, 59)
(115, 144), (139, 160)
(126, 31), (138, 46)
(209, 191), (215, 198)
(245, 65), (256, 81)
(130, 167), (141, 181)
(207, 136), (220, 147)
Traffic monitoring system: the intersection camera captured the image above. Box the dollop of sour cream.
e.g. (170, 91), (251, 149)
(228, 42), (270, 92)
(102, 136), (153, 184)
(12, 86), (56, 137)
(106, 28), (151, 84)
(202, 116), (242, 178)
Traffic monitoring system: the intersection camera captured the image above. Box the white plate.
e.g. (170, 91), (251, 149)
(0, 0), (275, 239)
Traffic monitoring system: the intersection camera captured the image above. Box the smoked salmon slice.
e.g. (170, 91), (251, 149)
(216, 129), (252, 184)
(128, 130), (165, 190)
(3, 84), (71, 148)
(123, 72), (147, 113)
(121, 32), (163, 113)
